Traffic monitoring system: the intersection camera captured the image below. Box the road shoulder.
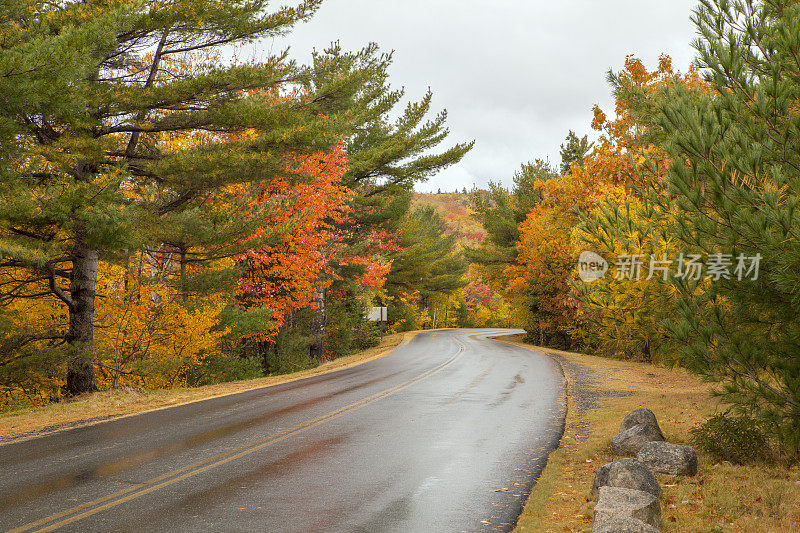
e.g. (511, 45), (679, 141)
(495, 335), (799, 533)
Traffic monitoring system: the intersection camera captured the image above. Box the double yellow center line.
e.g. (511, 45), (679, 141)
(10, 337), (465, 533)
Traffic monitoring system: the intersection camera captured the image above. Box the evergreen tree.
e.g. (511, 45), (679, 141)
(657, 0), (800, 452)
(0, 0), (379, 394)
(469, 183), (519, 270)
(468, 160), (553, 290)
(559, 130), (593, 174)
(385, 205), (466, 324)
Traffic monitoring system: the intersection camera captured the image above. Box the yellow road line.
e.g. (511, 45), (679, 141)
(2, 332), (420, 447)
(10, 338), (466, 533)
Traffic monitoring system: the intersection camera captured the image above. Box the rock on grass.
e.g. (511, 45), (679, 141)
(591, 458), (662, 498)
(592, 515), (661, 533)
(637, 441), (698, 476)
(612, 423), (666, 456)
(593, 486), (661, 530)
(620, 408), (663, 435)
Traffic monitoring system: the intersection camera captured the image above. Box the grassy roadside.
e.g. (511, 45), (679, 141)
(496, 335), (800, 533)
(0, 331), (418, 444)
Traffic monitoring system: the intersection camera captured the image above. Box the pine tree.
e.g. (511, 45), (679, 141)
(468, 160), (553, 290)
(559, 130), (593, 174)
(385, 205), (466, 322)
(0, 0), (378, 394)
(657, 0), (800, 452)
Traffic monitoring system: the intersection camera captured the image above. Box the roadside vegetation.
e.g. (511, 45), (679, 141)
(3, 1), (800, 529)
(471, 0), (800, 459)
(0, 331), (415, 443)
(0, 0), (512, 411)
(501, 336), (800, 533)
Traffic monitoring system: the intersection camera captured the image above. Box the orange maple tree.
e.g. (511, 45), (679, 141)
(237, 142), (353, 340)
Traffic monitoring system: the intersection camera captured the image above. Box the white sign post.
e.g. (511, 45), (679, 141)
(367, 307), (387, 322)
(367, 306), (388, 339)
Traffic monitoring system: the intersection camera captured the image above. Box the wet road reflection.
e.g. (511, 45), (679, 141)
(0, 329), (564, 533)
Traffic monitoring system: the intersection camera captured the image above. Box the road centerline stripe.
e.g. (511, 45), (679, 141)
(9, 336), (466, 533)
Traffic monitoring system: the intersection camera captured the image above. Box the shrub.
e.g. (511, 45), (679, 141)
(183, 353), (263, 387)
(325, 299), (380, 357)
(690, 413), (773, 465)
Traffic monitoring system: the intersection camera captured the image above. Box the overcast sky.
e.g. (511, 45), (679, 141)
(268, 0), (700, 192)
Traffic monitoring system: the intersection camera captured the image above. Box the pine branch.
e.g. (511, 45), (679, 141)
(45, 264), (75, 311)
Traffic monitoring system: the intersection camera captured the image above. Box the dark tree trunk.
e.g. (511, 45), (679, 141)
(63, 157), (100, 396)
(65, 242), (99, 395)
(309, 289), (326, 362)
(259, 340), (273, 374)
(642, 339), (652, 363)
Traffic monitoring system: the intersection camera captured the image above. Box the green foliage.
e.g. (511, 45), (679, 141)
(469, 183), (520, 262)
(559, 130), (593, 174)
(387, 205), (466, 298)
(217, 307), (275, 345)
(575, 198), (680, 363)
(0, 345), (66, 409)
(384, 205), (467, 329)
(183, 354), (263, 388)
(690, 413), (774, 465)
(294, 43), (472, 360)
(513, 161), (551, 214)
(467, 161), (558, 336)
(1, 0), (476, 396)
(0, 0), (382, 394)
(0, 300), (70, 406)
(468, 161), (554, 292)
(315, 41), (472, 261)
(654, 0), (800, 452)
(268, 319), (317, 374)
(388, 298), (425, 331)
(325, 298), (380, 357)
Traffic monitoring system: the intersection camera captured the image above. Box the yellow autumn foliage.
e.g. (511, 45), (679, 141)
(93, 260), (230, 390)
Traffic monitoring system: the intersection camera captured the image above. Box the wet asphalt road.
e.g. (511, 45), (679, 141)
(0, 329), (565, 533)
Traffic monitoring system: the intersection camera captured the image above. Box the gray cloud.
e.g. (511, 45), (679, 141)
(266, 0), (699, 191)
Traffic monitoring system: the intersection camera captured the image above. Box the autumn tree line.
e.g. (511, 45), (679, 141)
(0, 0), (498, 405)
(4, 0), (797, 458)
(470, 0), (800, 455)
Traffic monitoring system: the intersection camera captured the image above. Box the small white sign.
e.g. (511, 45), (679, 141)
(367, 306), (387, 322)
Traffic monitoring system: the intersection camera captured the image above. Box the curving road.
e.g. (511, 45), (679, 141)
(0, 329), (565, 533)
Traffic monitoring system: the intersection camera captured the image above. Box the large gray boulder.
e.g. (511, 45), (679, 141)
(591, 458), (661, 498)
(593, 487), (661, 530)
(620, 408), (663, 434)
(592, 516), (661, 533)
(612, 424), (666, 456)
(637, 441), (698, 476)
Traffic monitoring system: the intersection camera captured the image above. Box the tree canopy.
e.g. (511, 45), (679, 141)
(0, 0), (472, 397)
